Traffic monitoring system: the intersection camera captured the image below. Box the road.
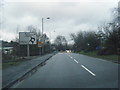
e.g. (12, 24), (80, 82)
(14, 53), (119, 88)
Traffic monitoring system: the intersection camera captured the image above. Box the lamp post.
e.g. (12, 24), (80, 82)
(41, 17), (50, 55)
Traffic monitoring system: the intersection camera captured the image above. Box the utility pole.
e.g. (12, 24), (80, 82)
(41, 17), (50, 55)
(41, 18), (44, 35)
(41, 18), (44, 55)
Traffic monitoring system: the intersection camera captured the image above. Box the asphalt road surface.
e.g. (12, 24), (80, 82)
(15, 53), (119, 88)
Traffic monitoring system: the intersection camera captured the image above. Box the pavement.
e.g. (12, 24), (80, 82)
(13, 52), (119, 88)
(0, 69), (2, 90)
(2, 53), (56, 88)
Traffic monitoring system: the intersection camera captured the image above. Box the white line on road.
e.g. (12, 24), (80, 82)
(67, 55), (79, 64)
(70, 56), (73, 59)
(81, 65), (96, 77)
(74, 59), (79, 63)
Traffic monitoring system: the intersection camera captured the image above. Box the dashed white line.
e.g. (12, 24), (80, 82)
(70, 57), (73, 59)
(74, 59), (79, 63)
(67, 55), (79, 63)
(67, 54), (96, 77)
(81, 65), (96, 77)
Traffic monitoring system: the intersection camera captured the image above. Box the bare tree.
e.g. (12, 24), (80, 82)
(27, 25), (42, 42)
(97, 4), (120, 54)
(27, 25), (37, 33)
(54, 35), (67, 51)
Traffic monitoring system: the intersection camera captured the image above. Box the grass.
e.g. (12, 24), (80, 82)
(79, 51), (119, 61)
(2, 55), (40, 69)
(3, 60), (25, 69)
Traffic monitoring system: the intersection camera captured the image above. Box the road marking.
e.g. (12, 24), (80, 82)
(81, 65), (96, 77)
(70, 57), (73, 59)
(74, 59), (79, 63)
(69, 56), (72, 58)
(67, 55), (79, 64)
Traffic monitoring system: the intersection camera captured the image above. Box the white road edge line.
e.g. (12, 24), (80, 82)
(81, 65), (96, 77)
(74, 59), (79, 63)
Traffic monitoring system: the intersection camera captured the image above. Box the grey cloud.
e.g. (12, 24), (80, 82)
(0, 1), (119, 41)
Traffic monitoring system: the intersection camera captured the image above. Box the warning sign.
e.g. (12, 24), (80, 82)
(38, 41), (43, 48)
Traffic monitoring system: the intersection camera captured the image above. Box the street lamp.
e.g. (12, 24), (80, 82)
(41, 17), (50, 35)
(41, 17), (50, 55)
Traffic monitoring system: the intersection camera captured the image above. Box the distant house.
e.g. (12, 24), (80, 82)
(3, 47), (13, 54)
(0, 41), (2, 57)
(0, 40), (2, 51)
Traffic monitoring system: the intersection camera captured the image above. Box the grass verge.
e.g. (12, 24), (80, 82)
(79, 51), (119, 61)
(3, 60), (26, 69)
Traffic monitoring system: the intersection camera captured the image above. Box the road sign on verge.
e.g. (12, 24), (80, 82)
(38, 41), (43, 48)
(19, 32), (37, 45)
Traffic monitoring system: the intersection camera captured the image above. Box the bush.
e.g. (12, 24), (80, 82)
(2, 53), (13, 62)
(97, 48), (114, 55)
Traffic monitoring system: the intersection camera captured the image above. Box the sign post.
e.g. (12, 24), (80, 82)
(38, 41), (43, 55)
(27, 44), (30, 57)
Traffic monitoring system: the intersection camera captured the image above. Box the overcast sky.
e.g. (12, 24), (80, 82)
(0, 0), (119, 43)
